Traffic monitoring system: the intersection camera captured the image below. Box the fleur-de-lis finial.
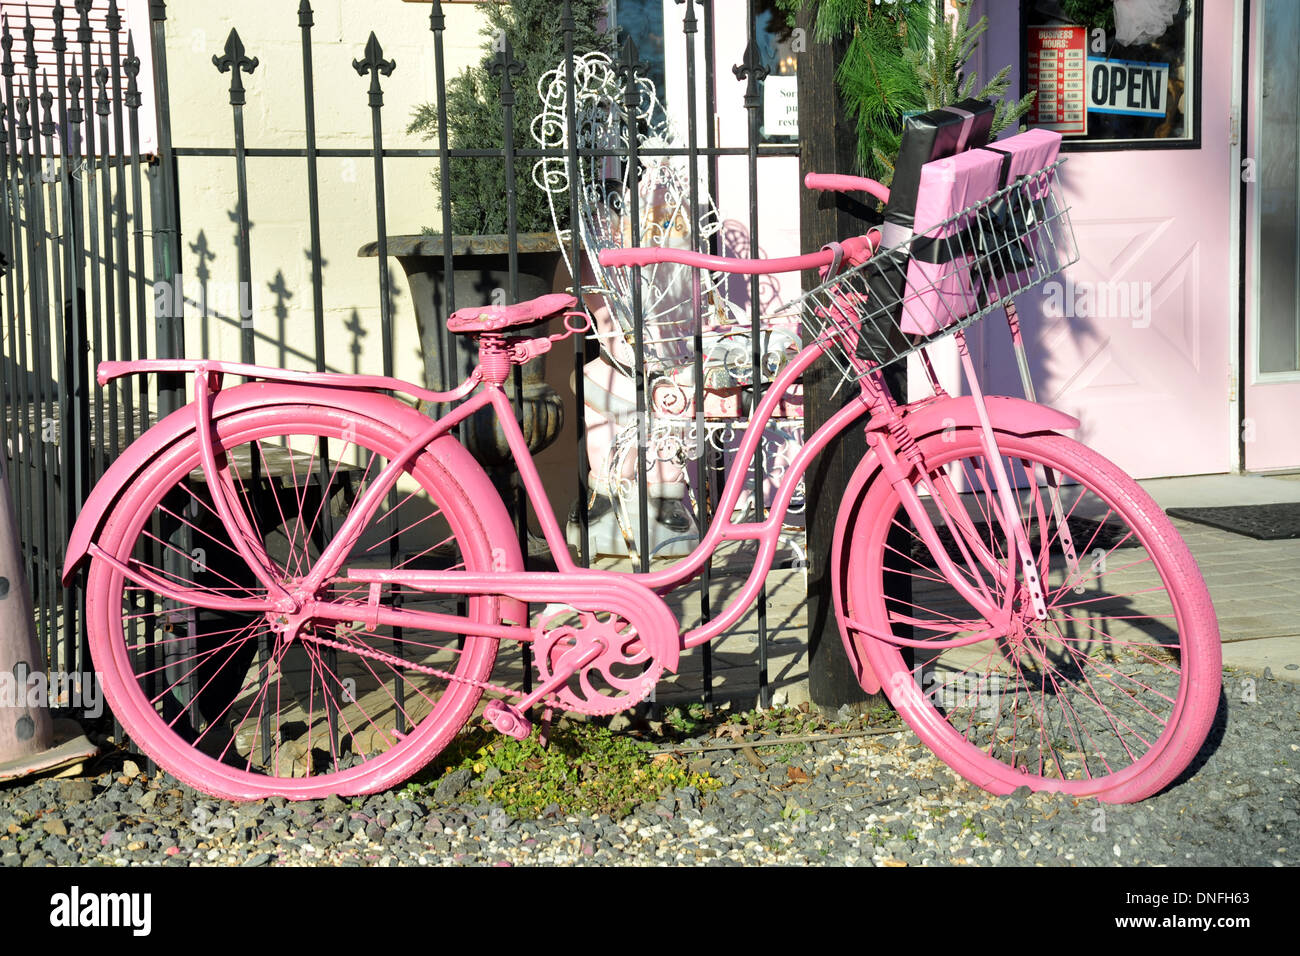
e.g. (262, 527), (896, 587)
(75, 0), (94, 46)
(675, 0), (699, 35)
(489, 35), (523, 107)
(22, 6), (37, 73)
(106, 0), (121, 34)
(617, 35), (644, 110)
(353, 32), (395, 108)
(733, 39), (768, 109)
(2, 16), (14, 79)
(733, 40), (769, 83)
(52, 2), (66, 54)
(95, 46), (110, 116)
(67, 56), (82, 124)
(213, 28), (258, 107)
(40, 75), (56, 136)
(124, 33), (140, 109)
(14, 83), (31, 141)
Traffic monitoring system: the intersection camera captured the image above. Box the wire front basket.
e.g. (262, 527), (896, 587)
(794, 159), (1079, 385)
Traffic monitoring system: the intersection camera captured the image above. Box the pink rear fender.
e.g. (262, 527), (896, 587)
(62, 383), (528, 623)
(831, 395), (1079, 694)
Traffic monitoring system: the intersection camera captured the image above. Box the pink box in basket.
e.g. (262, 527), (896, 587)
(977, 129), (1064, 297)
(898, 148), (1004, 335)
(980, 128), (1062, 195)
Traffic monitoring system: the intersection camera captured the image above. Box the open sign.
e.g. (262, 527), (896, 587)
(1086, 57), (1170, 117)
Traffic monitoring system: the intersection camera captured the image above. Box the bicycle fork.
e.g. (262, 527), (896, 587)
(951, 330), (1048, 621)
(856, 338), (1051, 641)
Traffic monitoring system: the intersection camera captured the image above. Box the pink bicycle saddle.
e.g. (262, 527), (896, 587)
(447, 293), (578, 334)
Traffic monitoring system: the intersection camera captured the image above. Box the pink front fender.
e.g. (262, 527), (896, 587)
(831, 395), (1079, 693)
(61, 383), (527, 627)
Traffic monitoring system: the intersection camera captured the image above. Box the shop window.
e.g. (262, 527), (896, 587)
(1021, 0), (1200, 149)
(609, 0), (796, 142)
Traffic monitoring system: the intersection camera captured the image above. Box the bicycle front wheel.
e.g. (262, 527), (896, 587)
(85, 401), (508, 800)
(843, 429), (1221, 803)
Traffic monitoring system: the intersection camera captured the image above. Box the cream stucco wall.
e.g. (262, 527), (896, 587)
(162, 0), (491, 384)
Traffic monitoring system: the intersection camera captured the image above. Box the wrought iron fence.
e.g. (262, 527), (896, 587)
(0, 0), (803, 722)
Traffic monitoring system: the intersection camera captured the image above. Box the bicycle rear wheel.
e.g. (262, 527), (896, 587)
(85, 401), (507, 800)
(842, 429), (1221, 802)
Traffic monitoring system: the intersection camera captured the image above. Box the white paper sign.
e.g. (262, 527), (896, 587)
(763, 75), (799, 135)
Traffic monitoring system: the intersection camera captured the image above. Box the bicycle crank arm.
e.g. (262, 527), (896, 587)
(482, 639), (608, 741)
(346, 569), (681, 673)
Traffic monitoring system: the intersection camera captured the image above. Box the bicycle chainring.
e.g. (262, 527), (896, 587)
(533, 610), (664, 716)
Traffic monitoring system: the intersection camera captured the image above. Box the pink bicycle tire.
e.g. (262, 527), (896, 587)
(842, 430), (1221, 803)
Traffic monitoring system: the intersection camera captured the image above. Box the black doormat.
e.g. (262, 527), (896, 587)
(1165, 502), (1300, 540)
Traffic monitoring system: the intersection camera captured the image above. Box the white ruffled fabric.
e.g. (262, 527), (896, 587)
(1113, 0), (1182, 46)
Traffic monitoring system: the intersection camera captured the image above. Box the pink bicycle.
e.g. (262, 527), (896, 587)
(62, 156), (1221, 803)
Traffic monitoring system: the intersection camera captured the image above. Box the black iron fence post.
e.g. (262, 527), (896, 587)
(123, 35), (148, 438)
(488, 35), (533, 693)
(298, 1), (326, 374)
(95, 55), (120, 463)
(1, 20), (35, 654)
(353, 33), (395, 378)
(53, 14), (92, 679)
(675, 0), (714, 706)
(428, 2), (459, 423)
(75, 1), (105, 477)
(734, 13), (771, 710)
(148, 0), (184, 414)
(212, 26), (268, 759)
(107, 0), (134, 449)
(20, 14), (57, 661)
(352, 31), (407, 730)
(213, 29), (259, 367)
(560, 0), (590, 568)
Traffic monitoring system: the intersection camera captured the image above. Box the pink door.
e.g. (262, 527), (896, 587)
(974, 0), (1237, 479)
(1242, 0), (1300, 472)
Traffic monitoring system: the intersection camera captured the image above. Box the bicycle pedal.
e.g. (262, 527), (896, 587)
(484, 700), (532, 741)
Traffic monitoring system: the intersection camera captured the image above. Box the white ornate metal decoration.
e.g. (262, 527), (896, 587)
(532, 52), (805, 561)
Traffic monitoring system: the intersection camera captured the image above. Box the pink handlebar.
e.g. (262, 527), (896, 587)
(598, 246), (836, 274)
(804, 172), (890, 204)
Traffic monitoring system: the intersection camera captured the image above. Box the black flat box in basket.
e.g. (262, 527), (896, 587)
(857, 99), (995, 362)
(883, 98), (996, 237)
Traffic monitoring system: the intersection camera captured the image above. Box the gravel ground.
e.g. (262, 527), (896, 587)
(1, 666), (1295, 867)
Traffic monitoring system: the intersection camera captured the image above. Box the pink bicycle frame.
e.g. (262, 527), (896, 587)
(87, 231), (1065, 662)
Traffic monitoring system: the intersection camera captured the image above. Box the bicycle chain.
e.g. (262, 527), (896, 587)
(296, 629), (523, 700)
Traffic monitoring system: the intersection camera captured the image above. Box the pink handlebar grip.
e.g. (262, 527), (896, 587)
(804, 172), (890, 204)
